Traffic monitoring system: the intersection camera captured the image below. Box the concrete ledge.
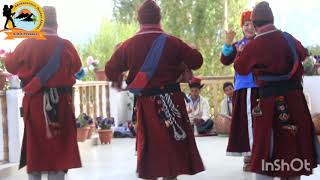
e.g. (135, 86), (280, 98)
(0, 137), (98, 178)
(0, 163), (25, 179)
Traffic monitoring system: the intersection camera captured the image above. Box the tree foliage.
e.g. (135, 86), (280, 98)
(303, 45), (320, 76)
(308, 45), (320, 55)
(112, 0), (247, 76)
(77, 20), (138, 81)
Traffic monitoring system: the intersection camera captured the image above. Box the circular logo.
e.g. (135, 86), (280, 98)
(8, 0), (45, 31)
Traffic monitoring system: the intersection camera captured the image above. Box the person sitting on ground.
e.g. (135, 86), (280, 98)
(186, 77), (214, 135)
(220, 82), (234, 118)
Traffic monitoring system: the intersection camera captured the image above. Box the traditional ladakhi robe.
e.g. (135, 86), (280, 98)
(105, 26), (205, 179)
(5, 35), (82, 173)
(234, 25), (319, 177)
(220, 37), (259, 156)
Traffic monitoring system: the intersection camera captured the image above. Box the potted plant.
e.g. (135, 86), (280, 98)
(85, 114), (95, 139)
(76, 113), (91, 142)
(96, 116), (114, 144)
(86, 56), (107, 81)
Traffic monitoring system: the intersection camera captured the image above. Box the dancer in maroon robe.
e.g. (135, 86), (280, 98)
(234, 2), (319, 180)
(4, 6), (82, 180)
(105, 1), (204, 179)
(220, 10), (258, 172)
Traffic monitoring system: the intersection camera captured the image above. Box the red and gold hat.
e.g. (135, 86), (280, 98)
(240, 10), (252, 27)
(189, 77), (204, 89)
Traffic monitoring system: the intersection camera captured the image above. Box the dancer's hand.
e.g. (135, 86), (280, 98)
(225, 30), (236, 46)
(235, 43), (245, 53)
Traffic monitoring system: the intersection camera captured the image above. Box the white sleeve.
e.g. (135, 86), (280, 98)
(220, 98), (228, 116)
(185, 100), (190, 112)
(201, 98), (211, 121)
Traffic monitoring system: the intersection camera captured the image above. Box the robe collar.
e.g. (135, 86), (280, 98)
(255, 24), (279, 39)
(136, 24), (164, 35)
(43, 27), (58, 36)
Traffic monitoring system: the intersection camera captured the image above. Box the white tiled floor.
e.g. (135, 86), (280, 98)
(1, 136), (320, 180)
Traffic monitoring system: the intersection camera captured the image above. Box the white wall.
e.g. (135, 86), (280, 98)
(0, 96), (5, 161)
(6, 90), (24, 163)
(303, 76), (320, 115)
(109, 82), (134, 126)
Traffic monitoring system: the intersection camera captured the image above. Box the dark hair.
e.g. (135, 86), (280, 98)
(223, 82), (234, 90)
(253, 20), (274, 28)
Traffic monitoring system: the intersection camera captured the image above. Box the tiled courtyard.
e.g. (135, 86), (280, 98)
(1, 137), (320, 180)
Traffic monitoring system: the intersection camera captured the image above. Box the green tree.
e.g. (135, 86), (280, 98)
(77, 19), (137, 81)
(303, 45), (320, 76)
(308, 45), (320, 55)
(112, 0), (247, 76)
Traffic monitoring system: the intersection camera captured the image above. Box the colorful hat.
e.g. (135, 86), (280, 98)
(240, 10), (252, 27)
(189, 77), (204, 89)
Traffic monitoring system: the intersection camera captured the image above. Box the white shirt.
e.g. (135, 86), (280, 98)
(186, 96), (211, 123)
(220, 96), (233, 118)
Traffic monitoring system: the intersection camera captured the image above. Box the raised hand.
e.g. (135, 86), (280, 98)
(225, 30), (236, 46)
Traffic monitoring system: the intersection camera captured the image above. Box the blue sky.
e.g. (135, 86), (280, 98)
(1, 0), (319, 50)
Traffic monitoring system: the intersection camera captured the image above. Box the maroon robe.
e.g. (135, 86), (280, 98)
(234, 27), (318, 177)
(105, 27), (205, 179)
(5, 35), (82, 172)
(220, 41), (259, 156)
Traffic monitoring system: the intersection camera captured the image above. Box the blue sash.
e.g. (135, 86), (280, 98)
(257, 32), (299, 82)
(127, 34), (167, 95)
(23, 40), (64, 95)
(37, 40), (64, 85)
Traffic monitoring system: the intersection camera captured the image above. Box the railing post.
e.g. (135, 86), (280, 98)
(79, 87), (84, 114)
(0, 92), (8, 162)
(86, 86), (90, 115)
(99, 85), (102, 117)
(93, 85), (97, 121)
(105, 83), (110, 119)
